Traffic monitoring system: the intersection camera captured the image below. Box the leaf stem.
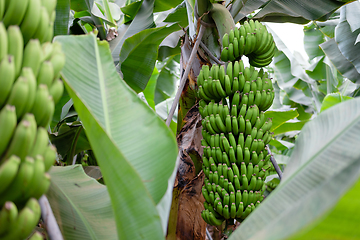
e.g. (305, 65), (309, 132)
(39, 195), (64, 240)
(266, 145), (283, 180)
(166, 25), (206, 126)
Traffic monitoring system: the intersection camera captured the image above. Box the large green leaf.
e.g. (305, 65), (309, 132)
(272, 120), (307, 135)
(153, 0), (183, 12)
(47, 165), (117, 240)
(287, 176), (360, 239)
(154, 55), (179, 104)
(110, 0), (155, 63)
(265, 108), (298, 132)
(56, 33), (178, 238)
(320, 38), (360, 83)
(335, 3), (360, 78)
(320, 92), (353, 112)
(303, 22), (325, 60)
(229, 97), (360, 240)
(254, 0), (354, 24)
(119, 24), (179, 92)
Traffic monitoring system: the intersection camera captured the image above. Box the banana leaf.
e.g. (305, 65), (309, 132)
(56, 33), (178, 239)
(229, 97), (360, 240)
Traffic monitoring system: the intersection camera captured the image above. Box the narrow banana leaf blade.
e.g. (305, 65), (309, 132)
(287, 175), (360, 239)
(254, 0), (353, 24)
(119, 24), (179, 92)
(56, 33), (178, 238)
(335, 4), (360, 78)
(265, 109), (298, 132)
(320, 38), (360, 82)
(320, 93), (352, 112)
(229, 98), (360, 240)
(47, 165), (117, 240)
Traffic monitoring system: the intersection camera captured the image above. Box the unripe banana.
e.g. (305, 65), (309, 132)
(7, 25), (24, 77)
(32, 6), (50, 43)
(2, 0), (29, 26)
(37, 60), (54, 87)
(32, 172), (51, 199)
(0, 201), (18, 236)
(0, 157), (34, 206)
(0, 22), (8, 61)
(29, 231), (44, 240)
(43, 144), (57, 171)
(22, 39), (43, 76)
(3, 118), (36, 163)
(23, 155), (46, 199)
(0, 155), (21, 194)
(0, 105), (17, 157)
(20, 0), (42, 44)
(41, 0), (57, 17)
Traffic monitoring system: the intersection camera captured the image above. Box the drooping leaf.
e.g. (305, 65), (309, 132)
(163, 2), (188, 27)
(110, 0), (155, 63)
(265, 108), (299, 132)
(273, 120), (308, 135)
(320, 38), (360, 82)
(56, 33), (178, 238)
(254, 0), (354, 24)
(120, 0), (142, 23)
(47, 165), (117, 240)
(153, 0), (183, 12)
(119, 24), (179, 92)
(269, 138), (295, 151)
(154, 55), (179, 104)
(320, 92), (353, 112)
(287, 175), (360, 239)
(142, 67), (159, 109)
(335, 4), (360, 78)
(229, 98), (360, 240)
(303, 22), (325, 59)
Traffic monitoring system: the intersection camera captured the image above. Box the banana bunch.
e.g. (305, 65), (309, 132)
(0, 0), (65, 237)
(198, 60), (275, 226)
(220, 20), (275, 68)
(197, 60), (274, 110)
(0, 198), (41, 240)
(0, 0), (57, 44)
(0, 110), (55, 206)
(0, 23), (65, 122)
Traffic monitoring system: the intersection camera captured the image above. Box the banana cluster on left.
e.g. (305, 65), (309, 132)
(0, 0), (64, 238)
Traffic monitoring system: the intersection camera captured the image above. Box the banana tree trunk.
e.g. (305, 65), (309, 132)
(167, 33), (210, 240)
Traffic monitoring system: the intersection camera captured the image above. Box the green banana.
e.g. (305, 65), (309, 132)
(41, 0), (57, 18)
(0, 155), (21, 194)
(30, 84), (50, 126)
(0, 104), (17, 158)
(0, 0), (3, 20)
(0, 157), (34, 205)
(7, 25), (24, 77)
(32, 6), (50, 43)
(2, 0), (29, 26)
(3, 117), (36, 162)
(19, 67), (37, 114)
(0, 201), (18, 236)
(32, 172), (51, 199)
(20, 0), (42, 44)
(43, 144), (57, 171)
(0, 22), (7, 61)
(24, 155), (46, 199)
(22, 39), (43, 76)
(37, 60), (54, 88)
(210, 3), (236, 49)
(1, 206), (35, 240)
(28, 231), (43, 240)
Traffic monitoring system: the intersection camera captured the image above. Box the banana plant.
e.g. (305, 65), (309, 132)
(46, 0), (360, 239)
